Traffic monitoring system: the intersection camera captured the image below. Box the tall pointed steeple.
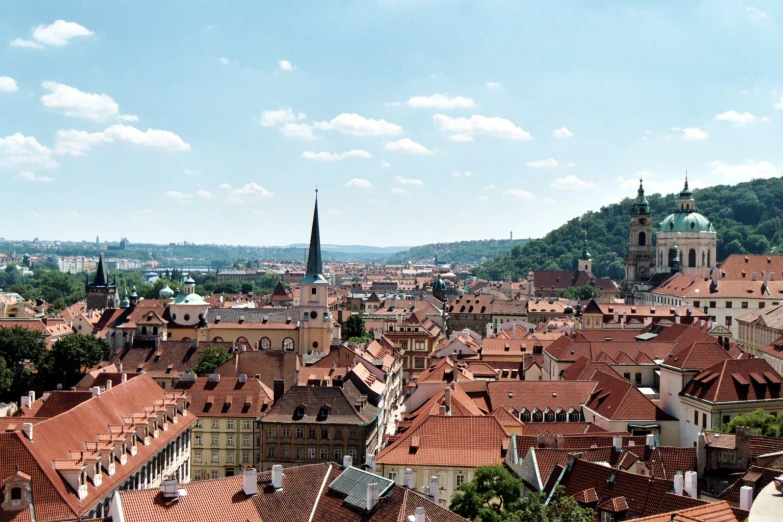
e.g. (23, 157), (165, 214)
(302, 191), (326, 284)
(94, 253), (110, 287)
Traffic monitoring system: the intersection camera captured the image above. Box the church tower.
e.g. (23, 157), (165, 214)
(579, 233), (592, 275)
(624, 178), (654, 290)
(86, 253), (116, 311)
(297, 193), (332, 355)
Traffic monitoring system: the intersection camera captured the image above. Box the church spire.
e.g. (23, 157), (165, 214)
(94, 253), (110, 287)
(303, 191), (326, 283)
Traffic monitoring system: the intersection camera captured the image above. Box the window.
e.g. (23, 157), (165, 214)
(211, 470), (219, 480)
(226, 452), (234, 464)
(693, 301), (700, 309)
(725, 301), (733, 309)
(268, 428), (276, 438)
(211, 420), (220, 429)
(723, 415), (730, 425)
(388, 471), (398, 483)
(601, 511), (615, 522)
(260, 337), (271, 350)
(312, 288), (317, 295)
(195, 470), (202, 480)
(226, 435), (234, 447)
(334, 448), (342, 460)
(308, 447), (316, 460)
(693, 410), (698, 425)
(709, 301), (717, 309)
(308, 428), (316, 439)
(241, 419), (251, 430)
(283, 446), (291, 459)
(456, 473), (466, 487)
(635, 373), (642, 384)
(320, 429), (329, 440)
(742, 302), (748, 309)
(242, 435), (250, 446)
(760, 302), (766, 309)
(194, 451), (202, 463)
(282, 428), (290, 438)
(320, 448), (328, 459)
(718, 450), (736, 464)
(334, 429), (343, 440)
(195, 419), (203, 428)
(242, 452), (250, 464)
(348, 448), (357, 459)
(211, 435), (219, 446)
(623, 372), (631, 381)
(267, 446), (276, 458)
(283, 337), (294, 351)
(702, 413), (707, 429)
(725, 316), (732, 327)
(349, 430), (357, 440)
(227, 420), (235, 429)
(195, 435), (202, 445)
(296, 447), (304, 459)
(211, 451), (219, 463)
(414, 357), (426, 369)
(295, 428), (304, 439)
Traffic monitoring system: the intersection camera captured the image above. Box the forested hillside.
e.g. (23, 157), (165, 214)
(476, 177), (783, 282)
(385, 239), (531, 264)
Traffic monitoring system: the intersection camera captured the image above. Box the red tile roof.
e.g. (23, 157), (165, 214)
(487, 381), (597, 414)
(173, 376), (272, 418)
(584, 369), (676, 421)
(681, 359), (783, 404)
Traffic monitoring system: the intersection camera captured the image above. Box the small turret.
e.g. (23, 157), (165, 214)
(183, 273), (196, 295)
(120, 285), (130, 309)
(670, 244), (681, 274)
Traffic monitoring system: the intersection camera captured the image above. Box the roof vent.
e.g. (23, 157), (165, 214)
(239, 315), (245, 324)
(208, 374), (221, 383)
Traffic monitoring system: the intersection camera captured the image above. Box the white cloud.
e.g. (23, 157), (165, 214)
(195, 189), (215, 199)
(746, 6), (768, 19)
(219, 56), (236, 66)
(314, 113), (402, 136)
(710, 160), (777, 181)
(761, 116), (771, 122)
(775, 98), (783, 110)
(230, 182), (274, 199)
(41, 82), (137, 122)
(10, 38), (44, 49)
(183, 169), (200, 175)
(485, 81), (502, 91)
(714, 110), (756, 127)
(447, 134), (474, 142)
(391, 187), (406, 194)
(219, 183), (232, 189)
(681, 127), (709, 141)
(433, 114), (531, 140)
(280, 123), (317, 140)
(16, 171), (54, 182)
(345, 178), (372, 189)
(549, 175), (596, 190)
(400, 93), (475, 109)
(504, 188), (536, 200)
(396, 176), (423, 185)
(278, 60), (295, 71)
(526, 158), (559, 168)
(55, 125), (190, 155)
(0, 77), (18, 93)
(302, 149), (372, 162)
(451, 171), (472, 178)
(0, 133), (59, 169)
(482, 184), (496, 191)
(32, 20), (93, 46)
(380, 160), (391, 168)
(260, 108), (305, 127)
(383, 138), (434, 155)
(553, 127), (573, 139)
(165, 190), (192, 200)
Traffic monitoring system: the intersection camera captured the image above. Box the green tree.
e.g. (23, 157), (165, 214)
(253, 273), (283, 295)
(557, 286), (599, 301)
(0, 356), (14, 396)
(344, 314), (367, 340)
(722, 408), (783, 438)
(193, 346), (232, 376)
(506, 488), (593, 522)
(38, 335), (112, 390)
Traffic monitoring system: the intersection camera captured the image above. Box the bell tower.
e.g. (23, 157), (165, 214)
(624, 178), (654, 290)
(297, 191), (332, 355)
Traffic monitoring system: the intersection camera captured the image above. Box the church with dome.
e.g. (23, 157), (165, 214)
(624, 176), (717, 291)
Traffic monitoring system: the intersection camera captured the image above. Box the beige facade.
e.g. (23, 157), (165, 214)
(190, 416), (259, 480)
(377, 464), (469, 508)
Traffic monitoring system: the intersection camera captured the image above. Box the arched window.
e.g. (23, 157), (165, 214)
(283, 337), (294, 351)
(260, 337), (271, 350)
(533, 411), (543, 422)
(212, 336), (224, 342)
(153, 327), (159, 335)
(141, 326), (148, 335)
(520, 411), (531, 422)
(638, 231), (646, 247)
(236, 336), (249, 348)
(688, 249), (697, 268)
(569, 411), (581, 422)
(545, 411), (555, 422)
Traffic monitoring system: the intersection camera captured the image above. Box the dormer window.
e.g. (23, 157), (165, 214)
(10, 487), (21, 500)
(294, 404), (307, 418)
(318, 405), (331, 420)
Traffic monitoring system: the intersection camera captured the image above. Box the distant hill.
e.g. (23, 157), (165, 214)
(384, 239), (532, 265)
(287, 243), (409, 254)
(476, 177), (783, 282)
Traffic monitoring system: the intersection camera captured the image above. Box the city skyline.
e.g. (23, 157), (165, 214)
(2, 1), (783, 246)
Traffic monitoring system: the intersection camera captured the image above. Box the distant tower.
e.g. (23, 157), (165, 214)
(624, 177), (654, 290)
(579, 232), (592, 275)
(432, 274), (447, 302)
(86, 253), (116, 311)
(526, 268), (535, 299)
(510, 231), (513, 241)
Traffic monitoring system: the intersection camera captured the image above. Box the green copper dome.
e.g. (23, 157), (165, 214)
(172, 293), (207, 305)
(631, 179), (650, 215)
(432, 275), (447, 291)
(659, 212), (715, 233)
(159, 284), (175, 299)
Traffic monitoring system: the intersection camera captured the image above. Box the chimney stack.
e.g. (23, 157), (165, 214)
(121, 373), (127, 383)
(684, 471), (697, 498)
(271, 465), (284, 490)
(404, 468), (415, 489)
(106, 379), (112, 390)
(613, 435), (622, 452)
(91, 386), (101, 398)
(438, 405), (447, 416)
(343, 455), (353, 468)
(413, 506), (426, 522)
(674, 473), (684, 495)
(739, 485), (753, 511)
(243, 467), (258, 496)
(365, 454), (376, 473)
(429, 476), (439, 505)
(273, 379), (285, 404)
(28, 391), (35, 403)
(367, 483), (380, 511)
(22, 422), (33, 442)
(444, 387), (452, 412)
(646, 434), (655, 449)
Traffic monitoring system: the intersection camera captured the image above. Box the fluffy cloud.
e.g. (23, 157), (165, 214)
(0, 133), (59, 169)
(433, 114), (531, 140)
(485, 81), (502, 91)
(280, 123), (317, 140)
(165, 191), (192, 200)
(681, 127), (709, 141)
(314, 113), (402, 136)
(260, 108), (305, 127)
(710, 160), (777, 181)
(230, 182), (274, 199)
(399, 94), (475, 109)
(526, 158), (559, 168)
(41, 82), (137, 122)
(55, 125), (190, 155)
(714, 110), (755, 127)
(0, 77), (18, 93)
(219, 56), (237, 66)
(451, 171), (472, 178)
(383, 138), (434, 155)
(278, 60), (294, 71)
(553, 127), (573, 139)
(345, 178), (372, 188)
(503, 188), (536, 200)
(219, 183), (232, 189)
(16, 171), (54, 182)
(11, 20), (93, 48)
(302, 149), (372, 162)
(395, 176), (423, 185)
(549, 175), (596, 190)
(447, 134), (474, 142)
(195, 190), (215, 199)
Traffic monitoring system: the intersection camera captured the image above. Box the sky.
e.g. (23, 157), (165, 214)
(1, 1), (783, 247)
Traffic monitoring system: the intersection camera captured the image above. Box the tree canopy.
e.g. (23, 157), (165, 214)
(38, 335), (112, 391)
(722, 408), (783, 438)
(193, 346), (232, 376)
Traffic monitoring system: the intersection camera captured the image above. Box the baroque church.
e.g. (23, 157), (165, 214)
(624, 177), (717, 291)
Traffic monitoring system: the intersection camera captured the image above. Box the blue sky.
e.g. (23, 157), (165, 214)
(1, 1), (782, 247)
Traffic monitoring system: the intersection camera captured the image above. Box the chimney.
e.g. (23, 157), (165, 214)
(273, 379), (285, 404)
(20, 395), (30, 409)
(106, 379), (112, 390)
(646, 434), (655, 449)
(486, 323), (493, 339)
(512, 327), (517, 340)
(404, 468), (415, 489)
(161, 476), (179, 499)
(192, 338), (199, 349)
(118, 362), (123, 373)
(365, 454), (376, 473)
(91, 386), (101, 398)
(411, 507), (425, 522)
(343, 455), (353, 468)
(444, 387), (452, 412)
(271, 465), (284, 490)
(121, 373), (128, 383)
(439, 405), (447, 416)
(238, 374), (247, 383)
(613, 435), (622, 452)
(684, 471), (697, 498)
(22, 423), (33, 442)
(674, 473), (684, 495)
(28, 391), (35, 403)
(739, 485), (753, 511)
(367, 483), (380, 511)
(243, 467), (258, 496)
(429, 476), (439, 505)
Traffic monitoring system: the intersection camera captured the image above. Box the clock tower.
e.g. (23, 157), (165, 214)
(624, 178), (655, 290)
